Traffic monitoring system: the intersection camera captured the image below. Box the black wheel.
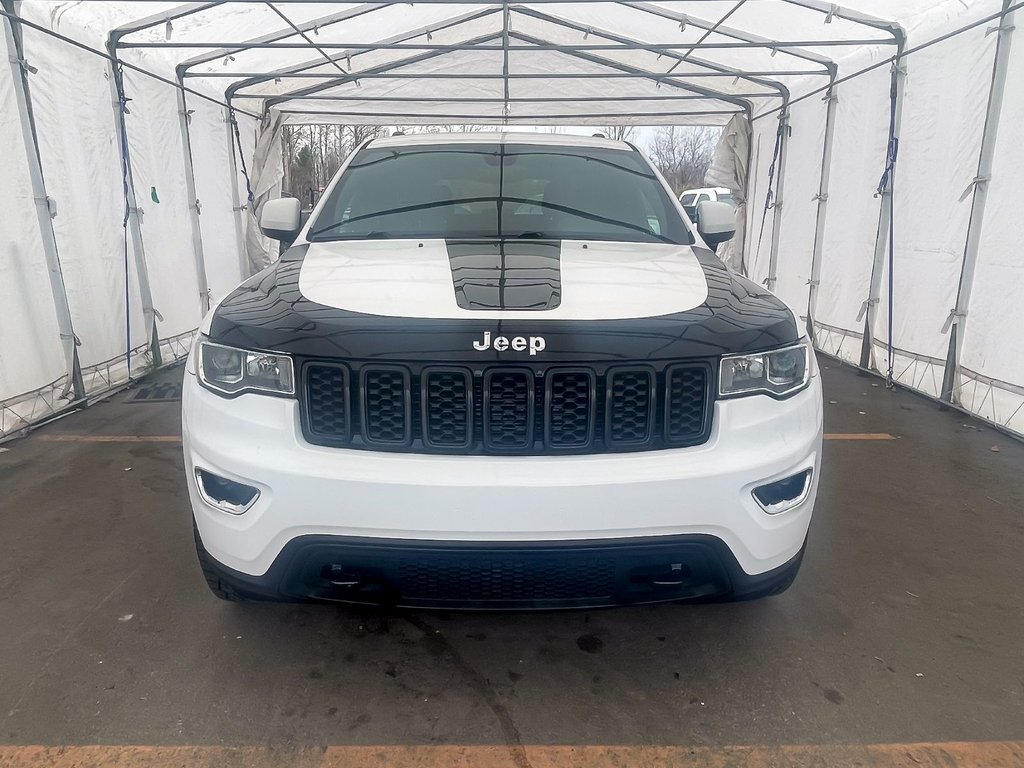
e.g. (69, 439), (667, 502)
(193, 521), (248, 602)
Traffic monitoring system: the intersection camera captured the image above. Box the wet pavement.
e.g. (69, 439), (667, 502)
(0, 358), (1021, 760)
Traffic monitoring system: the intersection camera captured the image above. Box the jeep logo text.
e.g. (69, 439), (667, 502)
(472, 331), (546, 355)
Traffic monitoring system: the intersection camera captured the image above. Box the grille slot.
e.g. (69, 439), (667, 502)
(606, 367), (655, 446)
(422, 368), (473, 449)
(303, 361), (710, 455)
(546, 369), (596, 448)
(665, 365), (708, 443)
(360, 367), (411, 445)
(483, 369), (534, 451)
(305, 363), (350, 440)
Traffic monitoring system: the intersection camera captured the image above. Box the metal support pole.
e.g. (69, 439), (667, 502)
(176, 68), (211, 315)
(941, 2), (1016, 403)
(766, 107), (790, 292)
(106, 38), (160, 369)
(806, 74), (839, 338)
(2, 0), (84, 399)
(859, 53), (906, 370)
(225, 105), (249, 281)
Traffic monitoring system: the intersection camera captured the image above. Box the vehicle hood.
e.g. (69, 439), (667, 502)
(207, 238), (799, 362)
(296, 239), (708, 320)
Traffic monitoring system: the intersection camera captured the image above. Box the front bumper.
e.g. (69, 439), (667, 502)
(196, 531), (806, 609)
(183, 367), (823, 583)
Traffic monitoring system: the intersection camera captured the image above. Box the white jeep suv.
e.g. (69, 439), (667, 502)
(182, 132), (822, 609)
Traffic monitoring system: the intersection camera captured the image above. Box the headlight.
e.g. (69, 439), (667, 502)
(719, 339), (811, 398)
(197, 340), (294, 397)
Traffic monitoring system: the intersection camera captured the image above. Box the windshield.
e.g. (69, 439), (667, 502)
(308, 143), (693, 245)
(717, 193), (736, 206)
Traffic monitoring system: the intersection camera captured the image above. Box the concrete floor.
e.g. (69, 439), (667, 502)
(1, 358), (1022, 760)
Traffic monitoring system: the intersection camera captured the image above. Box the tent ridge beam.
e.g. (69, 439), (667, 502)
(262, 31), (503, 106)
(212, 70), (821, 81)
(277, 109), (741, 119)
(225, 7), (501, 100)
(109, 1), (223, 41)
(264, 1), (348, 76)
(177, 3), (389, 74)
(778, 0), (905, 46)
(265, 94), (772, 103)
(507, 29), (752, 109)
(616, 1), (840, 68)
(504, 8), (794, 102)
(125, 39), (885, 50)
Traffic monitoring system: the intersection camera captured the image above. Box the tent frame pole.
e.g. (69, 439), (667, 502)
(175, 66), (211, 315)
(766, 106), (790, 292)
(941, 1), (1016, 403)
(224, 103), (250, 280)
(806, 70), (839, 338)
(106, 33), (161, 370)
(859, 44), (907, 370)
(1, 0), (84, 400)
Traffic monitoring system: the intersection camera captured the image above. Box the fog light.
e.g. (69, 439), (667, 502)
(752, 469), (812, 515)
(195, 468), (259, 514)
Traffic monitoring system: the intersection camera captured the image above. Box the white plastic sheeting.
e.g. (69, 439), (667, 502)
(704, 114), (750, 273)
(1, 0), (1023, 438)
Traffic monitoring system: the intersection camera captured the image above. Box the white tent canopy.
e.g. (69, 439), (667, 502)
(2, 0), (1022, 438)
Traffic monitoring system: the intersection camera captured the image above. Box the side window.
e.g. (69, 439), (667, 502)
(680, 193), (697, 207)
(696, 193), (711, 205)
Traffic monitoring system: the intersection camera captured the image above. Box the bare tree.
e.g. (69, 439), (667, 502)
(646, 126), (721, 194)
(283, 124), (388, 204)
(603, 125), (636, 142)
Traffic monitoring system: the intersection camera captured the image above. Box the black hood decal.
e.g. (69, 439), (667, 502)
(208, 243), (799, 363)
(447, 239), (561, 311)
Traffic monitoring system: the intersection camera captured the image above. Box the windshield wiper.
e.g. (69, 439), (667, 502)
(307, 228), (393, 241)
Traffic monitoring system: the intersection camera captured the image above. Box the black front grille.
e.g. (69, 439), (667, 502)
(302, 361), (712, 456)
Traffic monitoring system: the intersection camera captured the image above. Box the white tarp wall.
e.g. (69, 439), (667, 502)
(1, 0), (1022, 438)
(0, 4), (254, 437)
(749, 0), (1024, 435)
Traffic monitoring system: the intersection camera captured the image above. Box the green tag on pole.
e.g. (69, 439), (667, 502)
(150, 186), (160, 204)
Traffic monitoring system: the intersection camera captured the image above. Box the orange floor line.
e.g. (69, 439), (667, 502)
(1, 742), (1022, 768)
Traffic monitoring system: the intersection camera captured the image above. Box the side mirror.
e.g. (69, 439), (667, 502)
(696, 200), (736, 248)
(260, 197), (302, 242)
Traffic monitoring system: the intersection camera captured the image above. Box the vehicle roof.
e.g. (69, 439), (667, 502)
(680, 187), (732, 196)
(367, 131), (633, 152)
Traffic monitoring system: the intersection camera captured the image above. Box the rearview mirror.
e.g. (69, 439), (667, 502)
(260, 197), (302, 242)
(696, 200), (736, 248)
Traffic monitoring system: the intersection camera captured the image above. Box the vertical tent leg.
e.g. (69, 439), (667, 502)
(806, 75), (839, 339)
(2, 0), (84, 400)
(941, 2), (1016, 403)
(106, 47), (160, 371)
(860, 54), (907, 371)
(766, 107), (790, 292)
(225, 105), (249, 281)
(176, 68), (211, 315)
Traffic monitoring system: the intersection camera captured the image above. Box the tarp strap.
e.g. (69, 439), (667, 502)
(756, 112), (786, 260)
(876, 63), (901, 389)
(229, 109), (256, 208)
